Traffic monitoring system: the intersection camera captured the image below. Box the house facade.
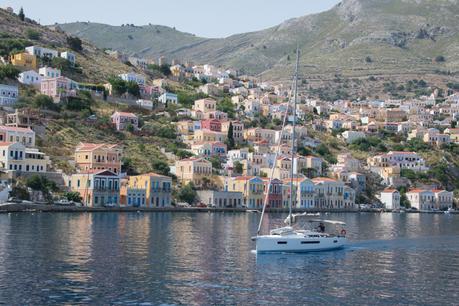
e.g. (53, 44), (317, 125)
(111, 112), (139, 131)
(68, 170), (120, 207)
(74, 143), (123, 174)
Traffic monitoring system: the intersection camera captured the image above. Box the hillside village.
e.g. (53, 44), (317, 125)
(0, 7), (459, 212)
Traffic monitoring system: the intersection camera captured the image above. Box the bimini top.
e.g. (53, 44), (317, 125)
(308, 219), (346, 225)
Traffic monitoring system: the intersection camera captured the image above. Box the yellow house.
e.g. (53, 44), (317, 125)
(193, 98), (217, 113)
(226, 176), (264, 209)
(11, 52), (38, 70)
(175, 157), (213, 186)
(126, 173), (172, 207)
(74, 142), (123, 174)
(194, 129), (227, 142)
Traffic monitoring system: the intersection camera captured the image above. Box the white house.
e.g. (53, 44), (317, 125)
(118, 73), (145, 85)
(0, 84), (18, 105)
(18, 70), (42, 86)
(379, 189), (400, 210)
(136, 99), (154, 110)
(60, 51), (76, 65)
(39, 67), (61, 78)
(158, 92), (178, 105)
(25, 46), (58, 59)
(0, 142), (49, 173)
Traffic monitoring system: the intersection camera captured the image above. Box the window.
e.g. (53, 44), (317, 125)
(277, 241), (287, 245)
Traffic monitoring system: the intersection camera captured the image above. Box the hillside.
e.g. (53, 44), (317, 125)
(59, 0), (459, 81)
(0, 8), (132, 83)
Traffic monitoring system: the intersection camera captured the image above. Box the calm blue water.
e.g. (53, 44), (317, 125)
(0, 212), (458, 305)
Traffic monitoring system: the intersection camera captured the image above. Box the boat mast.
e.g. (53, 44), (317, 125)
(256, 47), (300, 235)
(288, 48), (300, 226)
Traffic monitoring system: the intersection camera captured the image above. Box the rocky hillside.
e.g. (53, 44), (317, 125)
(0, 8), (131, 83)
(59, 0), (459, 81)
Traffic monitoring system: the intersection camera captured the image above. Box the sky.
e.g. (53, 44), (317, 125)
(5, 0), (340, 38)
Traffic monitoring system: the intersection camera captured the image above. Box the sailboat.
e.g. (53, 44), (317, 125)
(253, 48), (347, 253)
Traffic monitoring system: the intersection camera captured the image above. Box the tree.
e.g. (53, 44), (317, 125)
(209, 155), (222, 170)
(435, 55), (446, 63)
(25, 28), (41, 40)
(66, 36), (83, 51)
(108, 76), (127, 96)
(0, 64), (20, 80)
(32, 94), (59, 111)
(177, 182), (197, 204)
(233, 161), (243, 174)
(151, 159), (170, 176)
(64, 191), (82, 203)
(365, 56), (372, 63)
(217, 97), (236, 118)
(160, 64), (171, 76)
(226, 122), (235, 150)
(126, 80), (140, 97)
(18, 7), (25, 21)
(26, 175), (58, 192)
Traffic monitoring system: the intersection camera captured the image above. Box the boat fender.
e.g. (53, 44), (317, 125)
(341, 229), (346, 236)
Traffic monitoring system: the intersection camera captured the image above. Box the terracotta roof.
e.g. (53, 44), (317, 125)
(382, 189), (398, 193)
(312, 177), (337, 183)
(0, 126), (33, 132)
(76, 142), (119, 151)
(76, 169), (118, 176)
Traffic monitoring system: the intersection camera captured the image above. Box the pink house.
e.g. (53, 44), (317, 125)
(201, 119), (222, 132)
(111, 111), (139, 131)
(40, 76), (76, 102)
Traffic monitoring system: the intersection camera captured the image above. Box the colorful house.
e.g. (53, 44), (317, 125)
(74, 142), (123, 174)
(126, 173), (172, 208)
(111, 111), (139, 131)
(67, 170), (120, 207)
(10, 52), (38, 70)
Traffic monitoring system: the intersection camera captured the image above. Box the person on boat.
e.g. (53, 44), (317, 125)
(317, 222), (325, 233)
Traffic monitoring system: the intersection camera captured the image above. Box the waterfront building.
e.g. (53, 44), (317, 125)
(406, 189), (435, 211)
(67, 170), (120, 207)
(74, 142), (123, 174)
(226, 176), (264, 209)
(312, 177), (355, 210)
(175, 157), (212, 186)
(126, 173), (172, 207)
(196, 190), (243, 208)
(379, 189), (401, 210)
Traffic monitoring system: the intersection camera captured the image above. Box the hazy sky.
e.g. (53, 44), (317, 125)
(6, 0), (340, 38)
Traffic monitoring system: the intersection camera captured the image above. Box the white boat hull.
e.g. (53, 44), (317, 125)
(256, 234), (346, 253)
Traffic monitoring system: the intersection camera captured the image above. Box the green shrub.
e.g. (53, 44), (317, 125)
(25, 28), (41, 40)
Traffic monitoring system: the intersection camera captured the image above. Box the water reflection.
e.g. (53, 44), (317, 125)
(0, 212), (457, 305)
